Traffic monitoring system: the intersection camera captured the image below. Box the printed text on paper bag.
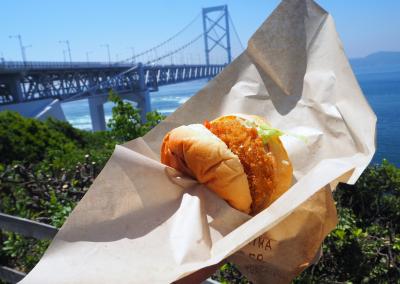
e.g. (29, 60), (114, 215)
(249, 236), (272, 262)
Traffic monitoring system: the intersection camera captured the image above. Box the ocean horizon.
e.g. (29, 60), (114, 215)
(61, 70), (400, 167)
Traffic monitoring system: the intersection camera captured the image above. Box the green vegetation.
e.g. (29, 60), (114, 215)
(0, 93), (164, 274)
(0, 94), (399, 282)
(0, 110), (115, 171)
(108, 90), (165, 143)
(213, 263), (251, 284)
(299, 161), (400, 283)
(212, 162), (400, 283)
(0, 110), (111, 273)
(296, 160), (400, 283)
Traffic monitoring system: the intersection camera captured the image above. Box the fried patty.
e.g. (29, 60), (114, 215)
(205, 117), (276, 214)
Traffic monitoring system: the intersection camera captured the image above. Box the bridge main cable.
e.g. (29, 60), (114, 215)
(118, 13), (201, 64)
(229, 14), (244, 51)
(145, 33), (204, 65)
(63, 31), (207, 102)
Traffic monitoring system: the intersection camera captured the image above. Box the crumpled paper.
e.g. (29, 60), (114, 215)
(20, 0), (376, 283)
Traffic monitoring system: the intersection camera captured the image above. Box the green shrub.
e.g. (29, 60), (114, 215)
(0, 97), (166, 275)
(294, 160), (400, 283)
(213, 161), (400, 283)
(212, 263), (250, 284)
(107, 91), (165, 143)
(0, 111), (115, 172)
(0, 111), (73, 165)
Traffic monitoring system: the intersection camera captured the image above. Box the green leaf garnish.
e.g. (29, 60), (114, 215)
(257, 127), (284, 144)
(239, 117), (306, 144)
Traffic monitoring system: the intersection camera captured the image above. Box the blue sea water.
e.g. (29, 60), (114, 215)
(356, 71), (400, 166)
(61, 79), (208, 130)
(61, 72), (400, 166)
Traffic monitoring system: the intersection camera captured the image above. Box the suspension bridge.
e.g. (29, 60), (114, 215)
(0, 5), (243, 131)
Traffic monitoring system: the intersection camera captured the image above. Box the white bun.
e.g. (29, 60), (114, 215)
(161, 124), (252, 214)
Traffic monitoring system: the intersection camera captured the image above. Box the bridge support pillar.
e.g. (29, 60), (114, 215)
(138, 90), (152, 123)
(137, 62), (152, 123)
(2, 75), (24, 102)
(88, 96), (107, 131)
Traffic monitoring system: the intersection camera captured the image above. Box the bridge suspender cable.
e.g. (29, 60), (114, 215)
(63, 14), (206, 102)
(146, 33), (204, 65)
(32, 8), (241, 104)
(228, 14), (244, 51)
(118, 13), (201, 64)
(64, 30), (205, 102)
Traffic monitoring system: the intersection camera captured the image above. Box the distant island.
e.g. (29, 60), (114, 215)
(350, 51), (400, 74)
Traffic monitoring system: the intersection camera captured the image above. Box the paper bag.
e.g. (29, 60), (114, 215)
(20, 0), (376, 283)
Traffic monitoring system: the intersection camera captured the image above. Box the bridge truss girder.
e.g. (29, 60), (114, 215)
(0, 64), (224, 105)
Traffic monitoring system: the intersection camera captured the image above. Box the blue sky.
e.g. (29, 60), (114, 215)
(1, 0), (399, 62)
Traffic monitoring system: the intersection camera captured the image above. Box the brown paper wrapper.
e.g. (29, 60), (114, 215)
(21, 0), (376, 283)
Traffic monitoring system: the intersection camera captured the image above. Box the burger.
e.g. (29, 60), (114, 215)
(161, 114), (293, 215)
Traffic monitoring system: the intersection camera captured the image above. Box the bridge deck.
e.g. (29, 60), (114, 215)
(0, 62), (225, 104)
(1, 61), (135, 74)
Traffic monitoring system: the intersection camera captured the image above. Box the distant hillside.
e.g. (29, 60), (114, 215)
(350, 51), (400, 74)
